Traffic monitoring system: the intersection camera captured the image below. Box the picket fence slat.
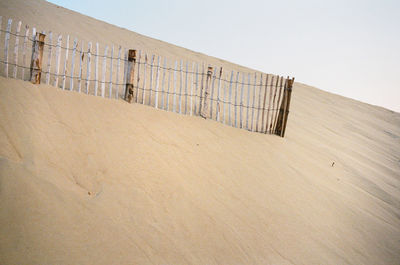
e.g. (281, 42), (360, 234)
(216, 67), (222, 122)
(184, 61), (188, 114)
(61, 35), (69, 90)
(189, 62), (195, 116)
(239, 72), (245, 128)
(70, 38), (77, 91)
(222, 73), (227, 124)
(154, 56), (160, 108)
(270, 76), (279, 132)
(234, 71), (240, 127)
(172, 60), (177, 112)
(77, 40), (83, 92)
(94, 42), (99, 95)
(266, 75), (274, 133)
(274, 77), (284, 132)
(251, 73), (257, 131)
(85, 42), (92, 94)
(179, 60), (183, 114)
(53, 35), (62, 87)
(142, 54), (147, 104)
(193, 63), (199, 115)
(160, 58), (167, 109)
(209, 68), (216, 119)
(147, 55), (154, 105)
(101, 45), (108, 97)
(21, 25), (29, 80)
(115, 46), (121, 99)
(246, 73), (251, 130)
(4, 18), (12, 77)
(261, 74), (269, 133)
(0, 16), (2, 56)
(135, 50), (141, 102)
(45, 31), (53, 84)
(12, 21), (22, 79)
(108, 45), (113, 98)
(228, 71), (233, 126)
(166, 60), (171, 111)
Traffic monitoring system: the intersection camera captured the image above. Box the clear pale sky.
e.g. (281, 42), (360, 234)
(48, 0), (399, 112)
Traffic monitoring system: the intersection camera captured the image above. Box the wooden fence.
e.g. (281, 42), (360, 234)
(0, 16), (294, 137)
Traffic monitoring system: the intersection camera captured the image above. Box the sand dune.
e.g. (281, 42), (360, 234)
(1, 0), (400, 264)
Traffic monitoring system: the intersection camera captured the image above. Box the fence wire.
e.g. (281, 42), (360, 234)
(0, 18), (293, 135)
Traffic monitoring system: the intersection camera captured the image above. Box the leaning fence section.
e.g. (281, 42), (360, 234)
(0, 16), (294, 137)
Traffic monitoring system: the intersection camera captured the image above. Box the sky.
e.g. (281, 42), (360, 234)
(47, 0), (400, 112)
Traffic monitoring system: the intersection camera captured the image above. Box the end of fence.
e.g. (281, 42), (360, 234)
(274, 76), (294, 137)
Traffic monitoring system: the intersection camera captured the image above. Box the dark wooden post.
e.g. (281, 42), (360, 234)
(200, 66), (213, 118)
(125, 49), (137, 103)
(275, 77), (294, 137)
(30, 32), (46, 84)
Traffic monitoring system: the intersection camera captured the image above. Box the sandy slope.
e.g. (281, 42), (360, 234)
(0, 77), (399, 265)
(0, 0), (400, 264)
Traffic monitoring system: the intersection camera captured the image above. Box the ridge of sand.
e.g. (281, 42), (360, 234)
(0, 77), (399, 264)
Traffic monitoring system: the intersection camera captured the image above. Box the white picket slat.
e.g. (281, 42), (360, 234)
(69, 38), (77, 91)
(193, 63), (199, 115)
(154, 56), (160, 108)
(228, 71), (234, 126)
(216, 67), (222, 122)
(209, 68), (217, 119)
(142, 54), (147, 104)
(160, 57), (167, 109)
(12, 21), (22, 79)
(21, 25), (29, 80)
(251, 73), (257, 131)
(255, 73), (264, 132)
(166, 60), (171, 111)
(246, 73), (251, 129)
(135, 50), (142, 102)
(44, 31), (53, 84)
(108, 45), (114, 98)
(172, 60), (178, 112)
(101, 45), (108, 97)
(179, 60), (183, 114)
(148, 55), (154, 105)
(61, 35), (69, 90)
(4, 19), (12, 77)
(184, 61), (189, 114)
(53, 34), (62, 87)
(77, 40), (83, 92)
(85, 42), (92, 94)
(115, 46), (121, 99)
(94, 43), (99, 96)
(190, 62), (195, 116)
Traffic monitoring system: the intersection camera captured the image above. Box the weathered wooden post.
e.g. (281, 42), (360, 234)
(200, 66), (213, 118)
(125, 49), (136, 103)
(30, 32), (46, 84)
(275, 77), (294, 137)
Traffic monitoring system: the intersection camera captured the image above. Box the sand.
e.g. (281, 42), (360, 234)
(1, 0), (400, 264)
